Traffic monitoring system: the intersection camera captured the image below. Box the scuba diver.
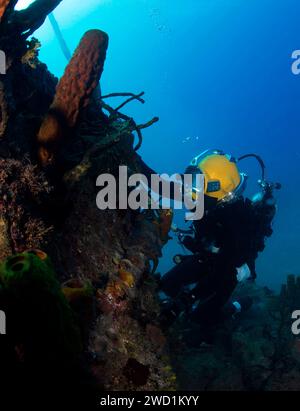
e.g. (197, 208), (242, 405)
(159, 149), (280, 333)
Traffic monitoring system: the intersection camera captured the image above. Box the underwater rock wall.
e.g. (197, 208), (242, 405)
(0, 0), (175, 392)
(50, 175), (176, 390)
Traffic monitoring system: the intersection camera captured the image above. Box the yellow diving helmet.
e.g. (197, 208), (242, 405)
(187, 149), (248, 202)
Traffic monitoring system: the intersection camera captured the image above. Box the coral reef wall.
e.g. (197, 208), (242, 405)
(0, 0), (174, 392)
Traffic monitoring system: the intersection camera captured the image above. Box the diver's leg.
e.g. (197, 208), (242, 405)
(160, 255), (205, 298)
(191, 266), (237, 325)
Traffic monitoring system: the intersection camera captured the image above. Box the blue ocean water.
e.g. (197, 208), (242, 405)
(20, 0), (300, 290)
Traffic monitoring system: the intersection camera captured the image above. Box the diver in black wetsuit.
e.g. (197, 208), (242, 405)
(159, 149), (280, 328)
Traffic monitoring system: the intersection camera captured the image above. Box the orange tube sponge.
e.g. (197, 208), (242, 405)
(0, 0), (11, 20)
(37, 29), (109, 166)
(50, 29), (108, 128)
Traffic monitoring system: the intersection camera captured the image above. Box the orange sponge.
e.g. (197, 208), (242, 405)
(37, 29), (109, 166)
(0, 0), (11, 21)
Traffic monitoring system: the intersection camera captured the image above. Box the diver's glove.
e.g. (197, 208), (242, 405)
(236, 264), (251, 282)
(222, 296), (253, 319)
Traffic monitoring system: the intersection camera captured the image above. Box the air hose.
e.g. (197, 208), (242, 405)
(238, 153), (266, 181)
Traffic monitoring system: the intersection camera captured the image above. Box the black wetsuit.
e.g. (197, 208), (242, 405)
(160, 195), (276, 325)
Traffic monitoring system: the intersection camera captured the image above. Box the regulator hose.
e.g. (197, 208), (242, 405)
(238, 153), (266, 181)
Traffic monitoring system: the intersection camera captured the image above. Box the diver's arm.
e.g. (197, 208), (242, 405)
(135, 154), (183, 200)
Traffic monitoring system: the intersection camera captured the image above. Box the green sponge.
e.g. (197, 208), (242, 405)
(0, 251), (82, 360)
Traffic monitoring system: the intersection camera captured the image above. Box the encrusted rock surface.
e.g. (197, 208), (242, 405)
(0, 0), (174, 392)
